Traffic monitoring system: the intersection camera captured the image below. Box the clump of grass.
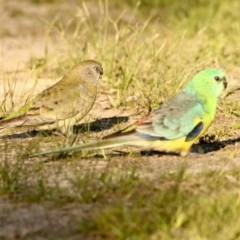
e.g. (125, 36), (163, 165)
(77, 169), (240, 239)
(0, 69), (38, 118)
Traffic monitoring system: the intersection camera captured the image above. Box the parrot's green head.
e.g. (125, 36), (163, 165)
(186, 68), (227, 98)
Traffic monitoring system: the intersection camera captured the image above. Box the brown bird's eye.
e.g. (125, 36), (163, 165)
(94, 66), (103, 75)
(214, 76), (221, 81)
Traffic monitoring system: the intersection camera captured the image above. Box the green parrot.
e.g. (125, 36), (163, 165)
(30, 68), (227, 157)
(0, 60), (103, 135)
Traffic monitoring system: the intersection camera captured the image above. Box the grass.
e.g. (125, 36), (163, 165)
(77, 169), (240, 240)
(1, 0), (240, 239)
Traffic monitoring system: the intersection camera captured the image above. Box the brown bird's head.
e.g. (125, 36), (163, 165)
(68, 60), (103, 86)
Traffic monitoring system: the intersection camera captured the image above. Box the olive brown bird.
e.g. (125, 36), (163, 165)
(0, 60), (103, 135)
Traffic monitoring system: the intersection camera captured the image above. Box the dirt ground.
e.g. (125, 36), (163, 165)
(1, 0), (240, 239)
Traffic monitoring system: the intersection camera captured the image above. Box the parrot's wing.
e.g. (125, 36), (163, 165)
(135, 92), (204, 140)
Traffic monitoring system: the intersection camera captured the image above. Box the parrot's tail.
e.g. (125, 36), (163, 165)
(73, 136), (133, 151)
(29, 134), (137, 158)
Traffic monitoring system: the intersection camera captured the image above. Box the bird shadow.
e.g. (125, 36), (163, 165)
(74, 116), (129, 133)
(193, 136), (239, 154)
(0, 116), (129, 139)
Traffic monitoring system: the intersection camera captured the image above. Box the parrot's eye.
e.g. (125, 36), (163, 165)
(214, 76), (221, 82)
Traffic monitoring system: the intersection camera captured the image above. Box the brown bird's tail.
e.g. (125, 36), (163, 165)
(0, 116), (29, 130)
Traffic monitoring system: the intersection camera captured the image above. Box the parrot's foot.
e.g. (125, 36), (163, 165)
(190, 145), (205, 155)
(197, 145), (205, 154)
(180, 151), (189, 157)
(180, 145), (205, 157)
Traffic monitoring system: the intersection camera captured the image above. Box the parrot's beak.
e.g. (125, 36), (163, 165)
(223, 77), (227, 89)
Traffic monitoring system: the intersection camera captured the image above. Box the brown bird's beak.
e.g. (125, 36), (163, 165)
(223, 77), (227, 89)
(98, 67), (103, 79)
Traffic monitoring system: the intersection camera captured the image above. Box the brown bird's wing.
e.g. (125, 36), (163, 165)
(27, 82), (81, 122)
